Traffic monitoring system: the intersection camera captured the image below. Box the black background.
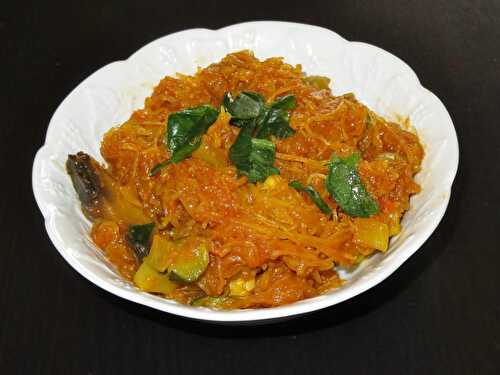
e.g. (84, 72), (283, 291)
(2, 1), (499, 374)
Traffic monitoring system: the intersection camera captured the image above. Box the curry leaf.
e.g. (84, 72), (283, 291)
(223, 92), (296, 183)
(223, 92), (265, 120)
(127, 223), (155, 262)
(166, 105), (219, 158)
(325, 153), (379, 217)
(289, 180), (332, 215)
(222, 92), (296, 139)
(229, 128), (279, 183)
(269, 94), (297, 111)
(149, 105), (219, 176)
(255, 107), (295, 139)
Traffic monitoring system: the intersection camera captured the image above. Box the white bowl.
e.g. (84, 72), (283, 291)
(32, 21), (459, 323)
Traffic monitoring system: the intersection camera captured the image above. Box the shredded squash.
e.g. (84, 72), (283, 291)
(79, 50), (423, 309)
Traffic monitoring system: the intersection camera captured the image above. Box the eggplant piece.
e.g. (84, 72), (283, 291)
(66, 152), (103, 219)
(66, 152), (151, 224)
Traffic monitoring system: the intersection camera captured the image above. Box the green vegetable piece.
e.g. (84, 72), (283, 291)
(149, 105), (219, 175)
(133, 261), (177, 295)
(229, 128), (280, 183)
(191, 296), (232, 308)
(168, 243), (210, 283)
(127, 223), (155, 262)
(289, 180), (332, 215)
(325, 153), (379, 217)
(223, 92), (265, 120)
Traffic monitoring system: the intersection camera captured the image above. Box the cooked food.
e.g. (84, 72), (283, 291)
(67, 50), (423, 309)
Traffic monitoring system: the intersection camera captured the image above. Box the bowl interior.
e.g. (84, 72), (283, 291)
(33, 21), (458, 323)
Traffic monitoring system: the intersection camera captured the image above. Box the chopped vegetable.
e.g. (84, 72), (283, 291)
(146, 234), (176, 272)
(150, 105), (219, 175)
(229, 274), (256, 297)
(353, 218), (389, 251)
(168, 243), (210, 283)
(133, 261), (177, 294)
(289, 180), (332, 215)
(325, 153), (379, 217)
(127, 223), (155, 262)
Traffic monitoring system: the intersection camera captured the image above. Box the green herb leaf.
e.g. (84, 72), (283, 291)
(166, 105), (219, 160)
(269, 94), (297, 111)
(223, 92), (296, 183)
(255, 107), (295, 139)
(127, 223), (155, 262)
(289, 180), (332, 215)
(222, 92), (296, 139)
(149, 105), (219, 176)
(229, 128), (279, 183)
(223, 92), (265, 120)
(325, 153), (379, 217)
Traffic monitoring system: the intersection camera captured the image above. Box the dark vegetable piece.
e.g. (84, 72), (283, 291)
(289, 180), (332, 215)
(325, 153), (379, 217)
(127, 223), (155, 262)
(66, 152), (106, 219)
(66, 152), (101, 207)
(149, 105), (219, 175)
(229, 127), (280, 183)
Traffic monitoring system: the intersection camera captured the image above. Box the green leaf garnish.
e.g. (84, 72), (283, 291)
(229, 126), (280, 183)
(149, 105), (219, 176)
(223, 92), (296, 183)
(289, 180), (332, 215)
(325, 153), (379, 217)
(223, 92), (265, 121)
(127, 223), (155, 262)
(223, 92), (296, 139)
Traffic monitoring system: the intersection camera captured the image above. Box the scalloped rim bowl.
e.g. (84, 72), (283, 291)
(32, 21), (458, 323)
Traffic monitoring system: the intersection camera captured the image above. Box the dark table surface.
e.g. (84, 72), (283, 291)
(2, 1), (499, 374)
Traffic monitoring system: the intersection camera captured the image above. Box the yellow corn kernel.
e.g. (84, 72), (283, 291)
(262, 175), (281, 190)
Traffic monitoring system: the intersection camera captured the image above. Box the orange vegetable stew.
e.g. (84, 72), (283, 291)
(67, 50), (423, 309)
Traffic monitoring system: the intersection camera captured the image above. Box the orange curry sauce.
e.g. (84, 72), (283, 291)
(88, 51), (423, 308)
